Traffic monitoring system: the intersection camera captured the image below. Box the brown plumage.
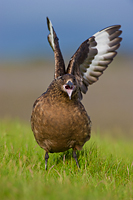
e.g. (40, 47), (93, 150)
(31, 17), (122, 169)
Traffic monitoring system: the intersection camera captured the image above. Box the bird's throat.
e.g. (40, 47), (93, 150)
(65, 88), (73, 99)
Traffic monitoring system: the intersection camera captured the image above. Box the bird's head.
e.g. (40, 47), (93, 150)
(61, 74), (78, 100)
(50, 74), (79, 100)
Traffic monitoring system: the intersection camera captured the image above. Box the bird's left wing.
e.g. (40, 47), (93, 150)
(67, 25), (122, 94)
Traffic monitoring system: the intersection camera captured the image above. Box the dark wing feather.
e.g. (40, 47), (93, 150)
(67, 25), (122, 95)
(47, 17), (65, 79)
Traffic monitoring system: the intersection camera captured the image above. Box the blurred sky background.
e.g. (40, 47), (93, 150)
(1, 0), (133, 62)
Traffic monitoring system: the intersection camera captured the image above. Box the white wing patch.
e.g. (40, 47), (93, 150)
(81, 25), (122, 85)
(94, 31), (110, 54)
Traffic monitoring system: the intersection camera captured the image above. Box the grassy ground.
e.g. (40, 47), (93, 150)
(0, 120), (133, 200)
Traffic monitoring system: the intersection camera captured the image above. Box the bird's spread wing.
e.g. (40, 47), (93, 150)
(67, 25), (122, 94)
(47, 17), (65, 79)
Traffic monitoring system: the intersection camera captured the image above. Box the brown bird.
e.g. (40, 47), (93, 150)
(31, 17), (122, 169)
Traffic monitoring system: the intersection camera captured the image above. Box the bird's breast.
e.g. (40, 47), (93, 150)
(31, 96), (91, 152)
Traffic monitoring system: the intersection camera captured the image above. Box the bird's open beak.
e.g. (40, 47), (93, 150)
(63, 81), (74, 100)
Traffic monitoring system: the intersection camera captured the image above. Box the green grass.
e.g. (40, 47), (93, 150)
(0, 120), (133, 200)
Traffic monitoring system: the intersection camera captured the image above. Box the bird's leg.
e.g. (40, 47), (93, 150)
(73, 150), (79, 168)
(45, 152), (49, 170)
